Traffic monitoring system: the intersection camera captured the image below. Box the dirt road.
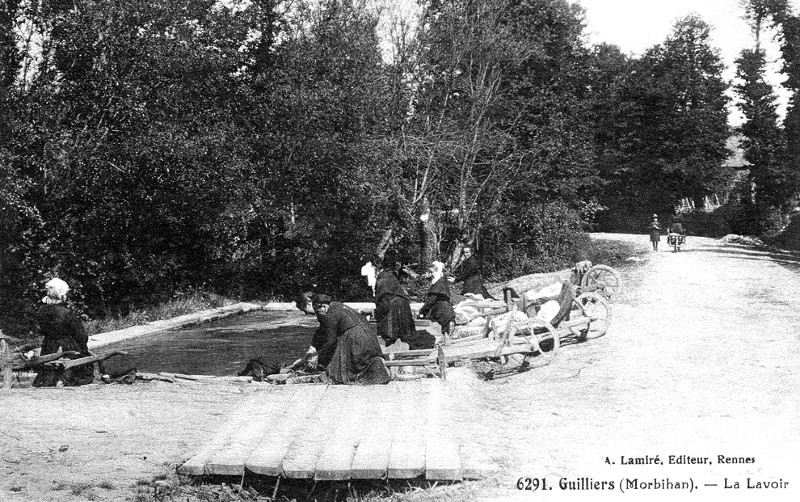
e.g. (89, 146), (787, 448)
(1, 233), (799, 502)
(471, 233), (800, 501)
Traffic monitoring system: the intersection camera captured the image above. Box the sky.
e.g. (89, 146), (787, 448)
(577, 0), (800, 125)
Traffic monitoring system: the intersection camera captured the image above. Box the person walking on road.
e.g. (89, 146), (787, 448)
(649, 214), (661, 251)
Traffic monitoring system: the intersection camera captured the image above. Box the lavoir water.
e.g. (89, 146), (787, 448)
(101, 311), (320, 376)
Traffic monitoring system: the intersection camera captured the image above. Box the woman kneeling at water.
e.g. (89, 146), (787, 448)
(311, 294), (390, 385)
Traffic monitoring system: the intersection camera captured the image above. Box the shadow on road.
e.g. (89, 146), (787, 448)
(665, 245), (800, 266)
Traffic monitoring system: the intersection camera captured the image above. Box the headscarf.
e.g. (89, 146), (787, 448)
(43, 277), (69, 304)
(311, 293), (332, 309)
(360, 261), (377, 295)
(430, 261), (445, 284)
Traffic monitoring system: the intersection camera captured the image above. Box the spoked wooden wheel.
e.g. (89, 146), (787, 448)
(575, 292), (612, 341)
(520, 319), (560, 369)
(580, 264), (623, 301)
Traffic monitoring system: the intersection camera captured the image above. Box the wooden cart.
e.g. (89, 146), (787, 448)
(384, 288), (612, 380)
(573, 263), (623, 301)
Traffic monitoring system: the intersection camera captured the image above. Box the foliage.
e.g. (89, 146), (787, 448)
(735, 48), (789, 219)
(678, 206), (742, 238)
(83, 289), (231, 335)
(393, 0), (598, 270)
(0, 0), (763, 336)
(593, 16), (732, 229)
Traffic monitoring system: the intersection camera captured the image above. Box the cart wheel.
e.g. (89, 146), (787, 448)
(580, 264), (623, 301)
(523, 320), (559, 368)
(576, 292), (612, 341)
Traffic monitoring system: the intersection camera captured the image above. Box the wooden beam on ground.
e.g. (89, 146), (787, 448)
(11, 351), (81, 371)
(43, 351), (128, 370)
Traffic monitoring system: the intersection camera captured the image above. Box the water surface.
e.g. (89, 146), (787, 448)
(103, 311), (317, 376)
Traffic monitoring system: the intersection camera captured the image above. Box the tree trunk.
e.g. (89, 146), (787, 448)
(375, 228), (394, 259)
(418, 198), (437, 271)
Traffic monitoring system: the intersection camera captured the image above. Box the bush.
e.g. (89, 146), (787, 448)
(482, 202), (590, 281)
(678, 206), (739, 238)
(763, 211), (800, 251)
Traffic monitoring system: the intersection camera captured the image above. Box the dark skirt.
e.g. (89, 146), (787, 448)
(327, 325), (390, 385)
(650, 230), (660, 243)
(429, 300), (455, 334)
(376, 295), (417, 343)
(461, 275), (494, 299)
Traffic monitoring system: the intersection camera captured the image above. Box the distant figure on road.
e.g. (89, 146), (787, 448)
(669, 217), (685, 235)
(649, 214), (661, 251)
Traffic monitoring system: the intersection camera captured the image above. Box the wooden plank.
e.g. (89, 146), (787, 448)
(10, 350), (81, 370)
(387, 381), (429, 478)
(282, 385), (348, 479)
(442, 342), (537, 361)
(43, 351), (128, 370)
(386, 348), (437, 358)
(384, 359), (434, 367)
(315, 385), (382, 481)
(423, 380), (461, 480)
(205, 387), (297, 476)
(179, 394), (269, 475)
(350, 385), (399, 479)
(245, 385), (328, 476)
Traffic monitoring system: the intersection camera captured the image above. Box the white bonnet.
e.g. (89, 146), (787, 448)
(45, 278), (70, 299)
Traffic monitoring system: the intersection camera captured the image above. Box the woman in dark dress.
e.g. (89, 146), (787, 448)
(311, 294), (390, 385)
(371, 258), (435, 350)
(33, 278), (93, 387)
(418, 261), (455, 335)
(452, 245), (493, 298)
(649, 214), (661, 251)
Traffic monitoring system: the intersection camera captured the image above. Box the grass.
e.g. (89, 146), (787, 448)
(97, 480), (116, 490)
(70, 482), (98, 499)
(126, 473), (498, 502)
(84, 289), (235, 336)
(582, 236), (649, 267)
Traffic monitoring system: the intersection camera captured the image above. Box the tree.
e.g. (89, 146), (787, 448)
(741, 0), (790, 47)
(748, 0), (800, 203)
(384, 0), (597, 272)
(584, 43), (636, 229)
(735, 49), (788, 217)
(614, 15), (731, 217)
(242, 0), (401, 295)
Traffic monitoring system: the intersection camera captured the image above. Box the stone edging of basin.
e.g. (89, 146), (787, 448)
(87, 302), (264, 350)
(260, 302), (424, 312)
